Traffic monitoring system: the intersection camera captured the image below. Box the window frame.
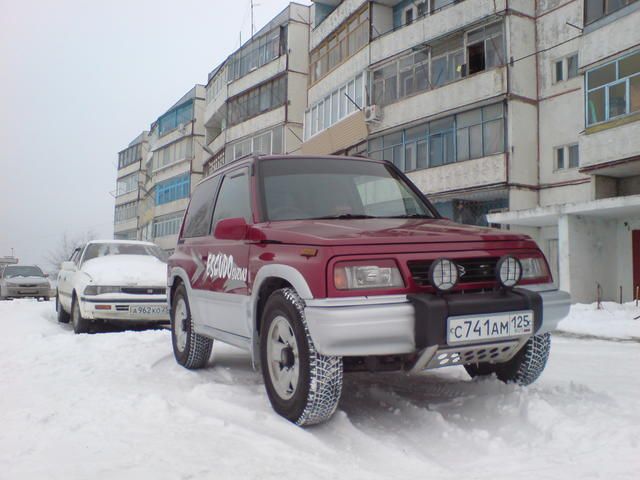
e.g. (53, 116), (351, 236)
(585, 49), (640, 126)
(554, 143), (580, 171)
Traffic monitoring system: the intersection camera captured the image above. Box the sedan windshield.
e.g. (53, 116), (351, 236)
(260, 158), (436, 221)
(82, 243), (166, 264)
(3, 266), (44, 278)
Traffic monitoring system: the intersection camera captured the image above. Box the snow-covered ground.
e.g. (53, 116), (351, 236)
(1, 300), (639, 480)
(557, 301), (640, 341)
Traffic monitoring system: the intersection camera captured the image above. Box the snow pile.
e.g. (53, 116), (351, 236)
(557, 302), (640, 340)
(82, 254), (167, 286)
(0, 300), (639, 479)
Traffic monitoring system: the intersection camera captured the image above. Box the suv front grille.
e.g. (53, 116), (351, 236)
(407, 257), (499, 287)
(121, 287), (166, 295)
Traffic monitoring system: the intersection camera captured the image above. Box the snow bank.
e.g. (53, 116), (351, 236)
(557, 302), (640, 340)
(0, 300), (639, 480)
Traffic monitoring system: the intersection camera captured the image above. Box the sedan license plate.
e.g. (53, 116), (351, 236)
(447, 311), (534, 345)
(129, 304), (168, 316)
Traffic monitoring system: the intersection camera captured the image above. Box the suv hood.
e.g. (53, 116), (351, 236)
(257, 218), (532, 246)
(82, 255), (167, 286)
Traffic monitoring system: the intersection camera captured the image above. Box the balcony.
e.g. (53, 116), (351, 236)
(407, 153), (506, 195)
(371, 67), (507, 132)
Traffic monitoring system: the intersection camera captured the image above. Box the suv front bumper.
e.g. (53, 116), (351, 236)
(304, 284), (570, 357)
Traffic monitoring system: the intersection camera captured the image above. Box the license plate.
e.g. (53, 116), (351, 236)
(129, 304), (168, 316)
(447, 311), (534, 345)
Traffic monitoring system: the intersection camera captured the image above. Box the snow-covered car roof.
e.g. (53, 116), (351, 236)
(86, 239), (158, 247)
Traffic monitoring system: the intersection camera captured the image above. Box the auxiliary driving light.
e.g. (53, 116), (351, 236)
(429, 258), (459, 292)
(496, 256), (522, 288)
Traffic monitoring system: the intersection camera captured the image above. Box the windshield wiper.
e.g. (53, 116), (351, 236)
(313, 214), (379, 220)
(385, 214), (433, 219)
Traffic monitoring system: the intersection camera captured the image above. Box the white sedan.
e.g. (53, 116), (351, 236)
(56, 240), (169, 333)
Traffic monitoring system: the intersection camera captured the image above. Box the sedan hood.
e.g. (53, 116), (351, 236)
(82, 255), (167, 286)
(256, 218), (532, 246)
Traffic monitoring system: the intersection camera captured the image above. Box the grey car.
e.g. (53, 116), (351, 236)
(0, 265), (51, 300)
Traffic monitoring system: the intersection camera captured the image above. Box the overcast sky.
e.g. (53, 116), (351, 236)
(0, 0), (309, 269)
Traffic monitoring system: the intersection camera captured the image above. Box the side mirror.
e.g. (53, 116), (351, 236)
(214, 217), (249, 241)
(44, 273), (49, 278)
(61, 261), (77, 271)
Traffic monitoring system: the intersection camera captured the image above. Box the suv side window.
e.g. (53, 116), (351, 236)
(211, 168), (252, 229)
(182, 175), (222, 238)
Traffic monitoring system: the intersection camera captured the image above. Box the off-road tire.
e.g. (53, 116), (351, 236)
(56, 293), (70, 324)
(171, 284), (213, 369)
(71, 295), (90, 334)
(465, 333), (551, 386)
(260, 288), (343, 426)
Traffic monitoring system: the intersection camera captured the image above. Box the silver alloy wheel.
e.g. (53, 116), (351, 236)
(174, 297), (188, 353)
(267, 315), (299, 400)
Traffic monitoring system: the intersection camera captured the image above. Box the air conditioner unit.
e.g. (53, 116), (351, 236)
(364, 105), (382, 123)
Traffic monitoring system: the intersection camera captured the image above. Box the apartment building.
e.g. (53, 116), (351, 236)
(137, 85), (208, 252)
(202, 3), (311, 175)
(488, 0), (640, 302)
(114, 132), (149, 241)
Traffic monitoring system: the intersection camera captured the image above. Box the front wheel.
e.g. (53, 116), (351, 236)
(260, 288), (343, 426)
(71, 296), (90, 334)
(465, 333), (551, 386)
(56, 293), (70, 323)
(170, 284), (213, 369)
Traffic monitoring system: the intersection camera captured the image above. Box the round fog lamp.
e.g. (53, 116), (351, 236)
(429, 258), (459, 292)
(497, 256), (522, 288)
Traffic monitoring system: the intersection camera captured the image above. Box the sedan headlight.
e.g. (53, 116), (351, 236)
(334, 260), (404, 290)
(84, 286), (121, 296)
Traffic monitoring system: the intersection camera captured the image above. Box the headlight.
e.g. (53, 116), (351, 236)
(520, 257), (547, 280)
(334, 260), (404, 290)
(496, 256), (522, 288)
(429, 258), (459, 292)
(84, 286), (121, 296)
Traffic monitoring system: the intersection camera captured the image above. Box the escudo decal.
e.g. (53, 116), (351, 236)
(205, 253), (248, 282)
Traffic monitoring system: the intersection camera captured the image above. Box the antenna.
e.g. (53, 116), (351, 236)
(251, 0), (255, 38)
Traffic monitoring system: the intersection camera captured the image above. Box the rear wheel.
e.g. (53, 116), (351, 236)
(465, 333), (551, 386)
(71, 296), (90, 334)
(171, 284), (213, 369)
(56, 292), (70, 324)
(260, 288), (343, 426)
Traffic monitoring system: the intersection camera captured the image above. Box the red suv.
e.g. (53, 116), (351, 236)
(167, 155), (570, 426)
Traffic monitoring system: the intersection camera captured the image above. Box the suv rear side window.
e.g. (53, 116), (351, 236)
(182, 175), (221, 238)
(211, 168), (252, 228)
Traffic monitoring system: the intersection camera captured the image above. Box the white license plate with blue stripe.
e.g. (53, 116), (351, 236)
(447, 311), (534, 345)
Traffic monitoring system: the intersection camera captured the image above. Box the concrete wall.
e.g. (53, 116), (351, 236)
(580, 121), (640, 168)
(540, 181), (590, 206)
(507, 100), (538, 188)
(559, 214), (618, 303)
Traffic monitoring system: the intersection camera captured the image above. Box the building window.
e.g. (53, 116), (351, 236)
(158, 101), (194, 136)
(227, 26), (287, 83)
(392, 1), (456, 30)
(370, 22), (503, 107)
(114, 201), (137, 224)
(206, 66), (227, 103)
(310, 6), (369, 85)
(554, 53), (579, 83)
(118, 143), (142, 169)
(116, 173), (138, 196)
(155, 174), (190, 206)
(368, 103), (505, 172)
(152, 138), (193, 171)
(585, 0), (638, 25)
(554, 143), (579, 170)
(586, 50), (640, 125)
(153, 213), (183, 238)
(304, 73), (365, 140)
(114, 230), (137, 241)
(433, 196), (508, 227)
(227, 76), (286, 127)
(226, 125), (284, 162)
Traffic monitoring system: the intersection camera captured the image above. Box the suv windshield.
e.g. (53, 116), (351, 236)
(82, 243), (167, 264)
(3, 266), (44, 278)
(260, 158), (436, 221)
